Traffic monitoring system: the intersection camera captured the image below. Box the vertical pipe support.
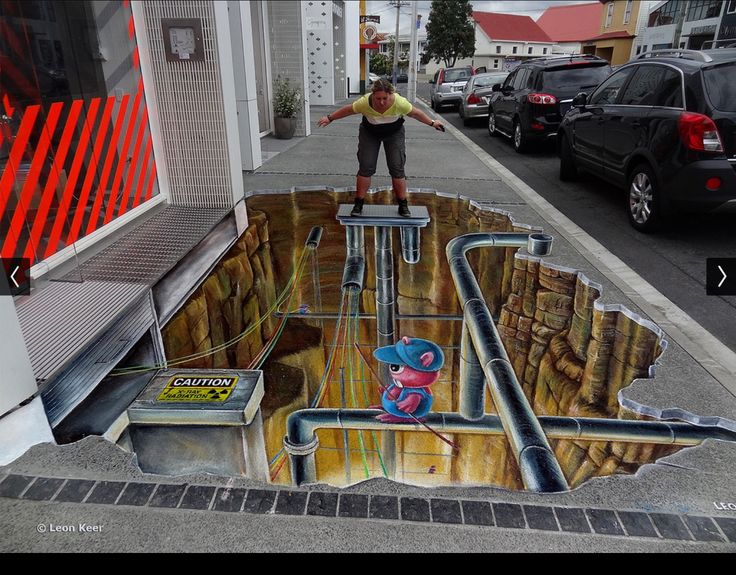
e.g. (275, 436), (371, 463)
(459, 319), (485, 420)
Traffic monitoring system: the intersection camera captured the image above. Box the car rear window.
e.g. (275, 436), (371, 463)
(474, 75), (506, 88)
(444, 69), (472, 82)
(703, 63), (736, 112)
(542, 65), (611, 90)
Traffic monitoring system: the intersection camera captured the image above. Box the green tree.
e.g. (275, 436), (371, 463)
(425, 0), (475, 67)
(370, 52), (392, 76)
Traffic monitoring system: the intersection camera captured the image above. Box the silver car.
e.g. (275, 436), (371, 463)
(429, 67), (474, 111)
(458, 72), (509, 125)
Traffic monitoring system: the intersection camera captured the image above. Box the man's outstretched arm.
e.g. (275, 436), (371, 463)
(408, 107), (444, 131)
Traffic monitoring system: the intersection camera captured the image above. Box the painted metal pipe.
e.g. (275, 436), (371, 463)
(459, 322), (484, 420)
(305, 226), (324, 248)
(341, 256), (365, 291)
(447, 232), (568, 492)
(400, 226), (420, 264)
(284, 408), (736, 486)
(374, 226), (395, 369)
(346, 225), (364, 256)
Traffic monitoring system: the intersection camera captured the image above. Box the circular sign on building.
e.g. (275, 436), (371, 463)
(363, 23), (377, 42)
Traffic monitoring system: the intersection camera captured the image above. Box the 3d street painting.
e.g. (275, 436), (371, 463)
(152, 188), (712, 492)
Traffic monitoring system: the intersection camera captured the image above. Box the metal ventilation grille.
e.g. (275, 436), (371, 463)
(142, 1), (232, 208)
(59, 206), (227, 284)
(40, 293), (156, 427)
(16, 281), (150, 383)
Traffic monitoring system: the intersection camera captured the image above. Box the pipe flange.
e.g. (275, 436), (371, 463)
(283, 434), (320, 456)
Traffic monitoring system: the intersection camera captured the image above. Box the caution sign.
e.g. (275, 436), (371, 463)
(157, 375), (238, 402)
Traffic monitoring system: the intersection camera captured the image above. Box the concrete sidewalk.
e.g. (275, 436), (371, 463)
(1, 99), (735, 552)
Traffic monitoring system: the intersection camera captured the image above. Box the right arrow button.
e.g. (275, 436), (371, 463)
(707, 258), (736, 295)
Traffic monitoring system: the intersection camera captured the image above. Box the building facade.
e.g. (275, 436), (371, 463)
(582, 0), (646, 65)
(633, 0), (729, 55)
(435, 12), (556, 74)
(0, 1), (359, 455)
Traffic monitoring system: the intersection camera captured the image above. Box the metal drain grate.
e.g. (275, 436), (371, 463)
(60, 207), (227, 284)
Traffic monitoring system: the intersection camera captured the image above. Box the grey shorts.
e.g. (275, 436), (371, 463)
(356, 123), (406, 179)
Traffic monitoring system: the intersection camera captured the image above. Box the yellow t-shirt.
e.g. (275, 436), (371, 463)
(352, 93), (413, 125)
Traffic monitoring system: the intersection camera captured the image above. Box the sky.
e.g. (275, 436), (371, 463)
(364, 1), (602, 35)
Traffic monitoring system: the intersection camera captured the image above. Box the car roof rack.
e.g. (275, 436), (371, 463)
(636, 49), (712, 63)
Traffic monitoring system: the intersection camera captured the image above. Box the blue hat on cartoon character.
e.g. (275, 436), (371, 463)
(373, 336), (444, 372)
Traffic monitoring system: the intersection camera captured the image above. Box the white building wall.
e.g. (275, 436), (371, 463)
(0, 297), (37, 418)
(552, 41), (582, 54)
(268, 1), (310, 136)
(345, 0), (360, 95)
(305, 1), (336, 105)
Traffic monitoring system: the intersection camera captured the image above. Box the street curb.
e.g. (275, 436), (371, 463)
(2, 473), (734, 544)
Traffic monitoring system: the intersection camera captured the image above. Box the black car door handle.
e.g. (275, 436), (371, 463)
(631, 121), (641, 128)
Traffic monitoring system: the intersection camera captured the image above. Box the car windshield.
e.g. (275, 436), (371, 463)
(703, 63), (736, 112)
(444, 69), (471, 82)
(542, 65), (611, 90)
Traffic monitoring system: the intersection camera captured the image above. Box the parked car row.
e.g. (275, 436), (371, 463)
(436, 50), (736, 233)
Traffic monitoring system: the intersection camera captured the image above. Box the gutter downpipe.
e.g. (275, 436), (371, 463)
(283, 408), (736, 486)
(447, 232), (569, 492)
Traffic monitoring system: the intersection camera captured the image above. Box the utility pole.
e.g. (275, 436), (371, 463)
(408, 2), (419, 102)
(389, 0), (409, 85)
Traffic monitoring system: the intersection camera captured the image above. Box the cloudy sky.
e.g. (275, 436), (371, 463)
(364, 1), (601, 35)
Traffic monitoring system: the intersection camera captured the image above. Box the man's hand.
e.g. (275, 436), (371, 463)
(433, 121), (445, 132)
(317, 116), (331, 128)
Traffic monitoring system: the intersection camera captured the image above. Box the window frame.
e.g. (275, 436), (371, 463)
(616, 63), (686, 109)
(588, 66), (636, 106)
(606, 2), (614, 27)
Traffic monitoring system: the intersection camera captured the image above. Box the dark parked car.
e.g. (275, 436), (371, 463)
(487, 55), (612, 152)
(396, 72), (408, 83)
(429, 66), (475, 110)
(458, 71), (509, 125)
(558, 48), (736, 232)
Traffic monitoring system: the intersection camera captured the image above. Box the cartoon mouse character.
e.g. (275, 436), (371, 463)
(372, 336), (444, 423)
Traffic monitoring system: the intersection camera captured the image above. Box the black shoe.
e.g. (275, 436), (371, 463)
(398, 199), (411, 217)
(350, 198), (364, 216)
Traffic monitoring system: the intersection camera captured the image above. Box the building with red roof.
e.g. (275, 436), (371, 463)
(536, 2), (604, 54)
(466, 11), (556, 72)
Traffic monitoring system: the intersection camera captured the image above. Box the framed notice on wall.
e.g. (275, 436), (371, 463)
(161, 18), (204, 62)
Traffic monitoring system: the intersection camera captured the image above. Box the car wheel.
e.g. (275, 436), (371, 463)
(558, 133), (578, 181)
(513, 119), (529, 153)
(488, 111), (498, 137)
(430, 97), (437, 111)
(627, 164), (669, 233)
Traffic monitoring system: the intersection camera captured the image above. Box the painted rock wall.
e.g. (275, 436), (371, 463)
(161, 190), (678, 490)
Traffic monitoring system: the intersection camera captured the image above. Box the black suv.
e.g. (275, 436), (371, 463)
(558, 49), (736, 232)
(487, 55), (611, 152)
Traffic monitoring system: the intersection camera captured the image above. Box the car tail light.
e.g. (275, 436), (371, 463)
(706, 177), (722, 191)
(678, 112), (724, 152)
(530, 122), (545, 131)
(527, 93), (557, 105)
(438, 70), (445, 84)
(467, 93), (482, 105)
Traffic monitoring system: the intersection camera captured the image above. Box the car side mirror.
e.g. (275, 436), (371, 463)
(492, 83), (501, 92)
(572, 92), (588, 108)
